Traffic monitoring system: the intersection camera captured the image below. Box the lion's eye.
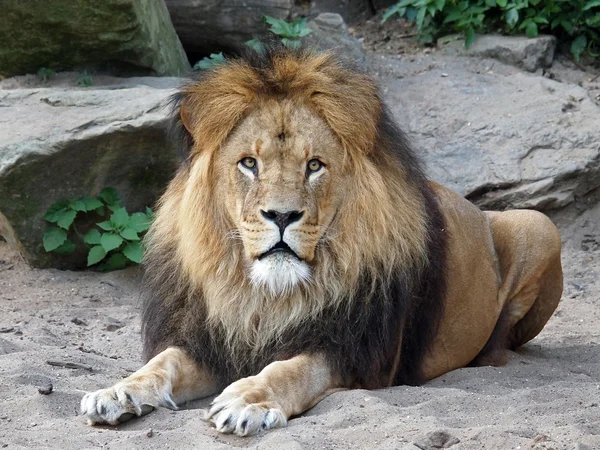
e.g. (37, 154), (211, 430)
(239, 157), (257, 171)
(307, 159), (323, 174)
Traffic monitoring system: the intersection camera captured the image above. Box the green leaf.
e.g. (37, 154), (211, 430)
(43, 200), (69, 223)
(123, 241), (144, 264)
(416, 6), (426, 29)
(571, 35), (588, 61)
(505, 8), (519, 28)
(193, 53), (226, 71)
(282, 38), (302, 49)
(128, 212), (152, 233)
(382, 5), (404, 22)
(101, 233), (124, 252)
(525, 21), (538, 38)
(103, 252), (129, 271)
(56, 209), (77, 230)
(443, 10), (465, 23)
(54, 239), (76, 255)
(465, 25), (476, 48)
(497, 0), (507, 7)
(560, 20), (573, 34)
(586, 13), (600, 27)
(264, 16), (291, 37)
(110, 207), (130, 229)
(95, 206), (105, 216)
(120, 227), (140, 241)
(69, 199), (86, 212)
(81, 196), (103, 211)
(245, 39), (266, 53)
(83, 229), (102, 245)
(107, 203), (122, 212)
(87, 245), (107, 266)
(583, 0), (600, 10)
(43, 227), (67, 252)
(296, 27), (313, 37)
(406, 6), (418, 21)
(98, 187), (120, 205)
(485, 0), (496, 6)
(434, 0), (446, 10)
(97, 221), (113, 231)
(145, 207), (156, 221)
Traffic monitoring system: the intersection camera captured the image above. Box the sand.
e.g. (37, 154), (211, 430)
(0, 207), (599, 450)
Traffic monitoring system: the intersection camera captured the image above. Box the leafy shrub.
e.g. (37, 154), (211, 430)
(37, 67), (55, 83)
(76, 70), (93, 87)
(193, 16), (313, 70)
(43, 188), (154, 271)
(262, 16), (313, 49)
(383, 0), (600, 60)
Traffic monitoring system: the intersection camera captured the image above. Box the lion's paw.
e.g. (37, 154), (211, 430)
(80, 384), (157, 426)
(206, 379), (287, 436)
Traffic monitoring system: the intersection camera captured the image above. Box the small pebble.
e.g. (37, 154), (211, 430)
(38, 383), (53, 395)
(146, 428), (153, 438)
(71, 318), (87, 326)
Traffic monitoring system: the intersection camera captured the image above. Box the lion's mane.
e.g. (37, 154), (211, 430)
(141, 47), (447, 389)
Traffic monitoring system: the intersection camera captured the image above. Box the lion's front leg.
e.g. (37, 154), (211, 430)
(81, 347), (217, 425)
(207, 353), (344, 436)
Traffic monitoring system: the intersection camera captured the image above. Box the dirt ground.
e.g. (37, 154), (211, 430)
(0, 204), (599, 450)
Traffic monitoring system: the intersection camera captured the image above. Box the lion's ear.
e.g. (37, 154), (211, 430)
(180, 97), (195, 134)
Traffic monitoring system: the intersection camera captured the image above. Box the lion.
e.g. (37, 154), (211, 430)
(80, 47), (563, 436)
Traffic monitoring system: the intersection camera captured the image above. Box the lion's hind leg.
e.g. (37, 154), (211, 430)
(81, 347), (217, 425)
(472, 210), (563, 366)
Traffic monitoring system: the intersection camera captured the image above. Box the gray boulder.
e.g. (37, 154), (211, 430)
(370, 53), (600, 211)
(0, 0), (189, 78)
(165, 0), (293, 55)
(304, 13), (366, 66)
(0, 74), (182, 268)
(438, 34), (556, 72)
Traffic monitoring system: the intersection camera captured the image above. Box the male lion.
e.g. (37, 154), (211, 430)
(81, 47), (563, 436)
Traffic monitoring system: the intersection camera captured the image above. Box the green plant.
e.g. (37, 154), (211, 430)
(263, 15), (312, 49)
(193, 52), (226, 70)
(37, 67), (55, 83)
(383, 0), (600, 60)
(245, 39), (267, 53)
(76, 70), (93, 87)
(43, 188), (154, 271)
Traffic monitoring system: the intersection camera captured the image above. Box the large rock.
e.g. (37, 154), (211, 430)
(438, 34), (556, 72)
(0, 0), (190, 78)
(0, 74), (181, 268)
(370, 53), (600, 211)
(304, 13), (366, 66)
(165, 0), (294, 55)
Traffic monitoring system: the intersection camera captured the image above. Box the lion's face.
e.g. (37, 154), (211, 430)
(213, 100), (346, 294)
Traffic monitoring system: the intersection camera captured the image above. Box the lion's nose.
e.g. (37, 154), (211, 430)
(260, 209), (304, 234)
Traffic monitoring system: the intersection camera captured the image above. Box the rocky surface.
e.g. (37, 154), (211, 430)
(297, 0), (372, 25)
(165, 0), (294, 56)
(438, 34), (557, 72)
(0, 0), (189, 78)
(0, 74), (182, 268)
(370, 53), (600, 212)
(304, 13), (366, 66)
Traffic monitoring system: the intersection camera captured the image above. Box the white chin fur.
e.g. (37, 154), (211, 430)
(250, 254), (311, 295)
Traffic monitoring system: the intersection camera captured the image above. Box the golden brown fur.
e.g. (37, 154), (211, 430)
(80, 47), (563, 436)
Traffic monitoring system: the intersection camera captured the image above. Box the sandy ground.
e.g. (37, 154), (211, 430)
(0, 205), (599, 450)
